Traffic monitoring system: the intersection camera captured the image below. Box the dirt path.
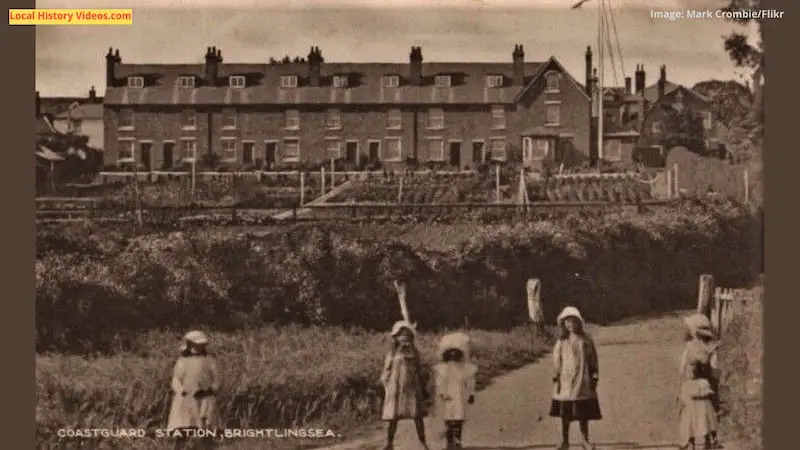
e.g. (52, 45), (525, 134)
(319, 312), (689, 450)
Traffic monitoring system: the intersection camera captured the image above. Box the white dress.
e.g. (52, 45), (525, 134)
(167, 356), (222, 429)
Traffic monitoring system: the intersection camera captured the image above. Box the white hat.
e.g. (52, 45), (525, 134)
(390, 320), (416, 337)
(438, 332), (471, 360)
(181, 330), (209, 350)
(557, 306), (584, 324)
(685, 314), (714, 337)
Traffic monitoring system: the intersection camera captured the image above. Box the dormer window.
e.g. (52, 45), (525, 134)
(127, 76), (144, 88)
(382, 75), (400, 88)
(434, 75), (451, 88)
(178, 76), (195, 88)
(333, 76), (348, 88)
(545, 71), (560, 92)
(486, 75), (504, 88)
(281, 75), (298, 88)
(229, 76), (246, 88)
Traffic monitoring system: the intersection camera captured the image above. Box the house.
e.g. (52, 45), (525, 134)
(36, 87), (105, 149)
(102, 45), (593, 171)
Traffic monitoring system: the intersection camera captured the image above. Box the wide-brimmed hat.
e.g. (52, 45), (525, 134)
(685, 314), (714, 337)
(181, 330), (209, 351)
(438, 332), (471, 360)
(557, 306), (584, 324)
(390, 320), (417, 337)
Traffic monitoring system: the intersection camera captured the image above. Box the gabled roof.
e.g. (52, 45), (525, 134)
(39, 96), (103, 116)
(54, 102), (103, 120)
(642, 81), (711, 105)
(514, 56), (591, 103)
(105, 60), (550, 106)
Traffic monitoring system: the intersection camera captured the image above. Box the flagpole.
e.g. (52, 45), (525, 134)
(597, 0), (604, 172)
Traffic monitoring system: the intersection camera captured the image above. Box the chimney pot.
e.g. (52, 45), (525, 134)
(409, 46), (423, 86)
(513, 44), (525, 86)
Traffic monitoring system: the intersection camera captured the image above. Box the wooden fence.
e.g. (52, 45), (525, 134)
(695, 274), (756, 338)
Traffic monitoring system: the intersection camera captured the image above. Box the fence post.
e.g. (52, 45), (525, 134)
(526, 278), (544, 337)
(673, 163), (679, 198)
(666, 167), (673, 199)
(299, 172), (305, 206)
(744, 168), (750, 203)
(697, 274), (714, 319)
(495, 165), (500, 204)
(321, 167), (326, 195)
(398, 176), (404, 203)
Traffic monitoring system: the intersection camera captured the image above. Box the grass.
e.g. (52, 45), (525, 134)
(717, 286), (763, 450)
(37, 325), (551, 449)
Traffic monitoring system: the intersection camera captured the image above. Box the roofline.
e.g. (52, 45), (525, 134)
(514, 56), (591, 103)
(101, 100), (521, 107)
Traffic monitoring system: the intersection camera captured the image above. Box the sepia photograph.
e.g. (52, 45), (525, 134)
(34, 0), (765, 449)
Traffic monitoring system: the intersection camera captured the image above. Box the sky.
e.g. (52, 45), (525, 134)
(35, 0), (757, 97)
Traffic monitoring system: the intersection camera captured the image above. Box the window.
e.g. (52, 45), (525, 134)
(545, 103), (560, 126)
(486, 75), (504, 88)
(383, 138), (402, 162)
(220, 138), (237, 162)
(427, 138), (445, 161)
(281, 75), (298, 88)
(652, 121), (663, 134)
(326, 139), (342, 159)
(178, 76), (195, 88)
(702, 111), (713, 130)
(284, 110), (300, 130)
(434, 75), (451, 88)
(180, 138), (197, 162)
(382, 75), (400, 88)
(181, 110), (197, 130)
(387, 109), (402, 129)
(283, 138), (300, 162)
(489, 138), (507, 161)
(229, 76), (246, 88)
(427, 108), (444, 129)
(222, 109), (237, 129)
(68, 119), (82, 134)
(604, 139), (622, 162)
(117, 139), (135, 162)
(532, 139), (549, 160)
(333, 76), (348, 88)
(491, 106), (506, 129)
(127, 76), (144, 88)
(118, 109), (134, 129)
(545, 71), (560, 92)
(326, 109), (341, 129)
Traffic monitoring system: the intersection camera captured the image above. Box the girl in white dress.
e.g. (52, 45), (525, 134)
(433, 332), (478, 450)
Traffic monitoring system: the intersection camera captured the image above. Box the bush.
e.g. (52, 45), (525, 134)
(36, 199), (762, 354)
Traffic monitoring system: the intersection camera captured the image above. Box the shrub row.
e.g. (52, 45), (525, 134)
(36, 199), (762, 355)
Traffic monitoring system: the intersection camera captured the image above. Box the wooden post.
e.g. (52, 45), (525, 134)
(697, 274), (714, 319)
(666, 168), (673, 199)
(495, 164), (500, 204)
(673, 163), (679, 198)
(321, 167), (326, 195)
(744, 168), (750, 203)
(398, 176), (404, 203)
(299, 172), (305, 206)
(526, 278), (544, 337)
(330, 158), (335, 188)
(132, 149), (143, 227)
(393, 280), (410, 323)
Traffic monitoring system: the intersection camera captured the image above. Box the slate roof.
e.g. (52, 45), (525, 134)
(104, 56), (589, 106)
(642, 81), (711, 105)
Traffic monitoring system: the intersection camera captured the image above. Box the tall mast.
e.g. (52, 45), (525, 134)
(596, 0), (604, 171)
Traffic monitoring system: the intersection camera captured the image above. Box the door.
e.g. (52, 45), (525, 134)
(242, 142), (255, 165)
(449, 141), (461, 168)
(472, 141), (485, 164)
(162, 142), (174, 170)
(368, 141), (380, 162)
(265, 141), (277, 169)
(346, 141), (359, 164)
(140, 142), (152, 171)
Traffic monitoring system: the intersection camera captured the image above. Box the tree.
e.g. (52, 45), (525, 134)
(692, 79), (753, 128)
(659, 107), (707, 155)
(720, 0), (764, 139)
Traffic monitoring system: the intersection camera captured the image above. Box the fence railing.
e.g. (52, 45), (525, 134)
(695, 273), (757, 338)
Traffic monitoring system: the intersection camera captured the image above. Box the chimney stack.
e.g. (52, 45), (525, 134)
(409, 46), (423, 86)
(634, 64), (646, 94)
(205, 46), (222, 84)
(35, 91), (41, 118)
(105, 47), (121, 88)
(585, 46), (593, 97)
(89, 86), (97, 101)
(658, 64), (666, 99)
(624, 77), (631, 94)
(308, 46), (323, 87)
(591, 68), (599, 117)
(513, 44), (525, 86)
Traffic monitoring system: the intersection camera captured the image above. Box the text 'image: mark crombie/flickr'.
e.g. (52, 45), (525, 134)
(32, 0), (764, 449)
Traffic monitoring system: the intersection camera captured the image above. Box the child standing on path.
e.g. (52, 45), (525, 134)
(167, 330), (221, 449)
(679, 314), (722, 448)
(433, 332), (478, 450)
(550, 306), (602, 450)
(380, 320), (431, 450)
(678, 361), (718, 450)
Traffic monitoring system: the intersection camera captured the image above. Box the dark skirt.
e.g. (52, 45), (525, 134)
(549, 398), (602, 422)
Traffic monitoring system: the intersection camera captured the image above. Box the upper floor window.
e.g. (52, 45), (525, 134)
(118, 109), (134, 129)
(326, 109), (342, 130)
(178, 76), (195, 88)
(545, 102), (561, 126)
(545, 71), (560, 92)
(491, 106), (506, 130)
(427, 108), (444, 129)
(333, 76), (349, 88)
(486, 75), (504, 88)
(229, 76), (246, 88)
(127, 76), (144, 88)
(281, 75), (298, 88)
(222, 109), (237, 129)
(434, 75), (451, 88)
(181, 109), (197, 130)
(382, 75), (400, 88)
(387, 109), (402, 129)
(284, 109), (300, 130)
